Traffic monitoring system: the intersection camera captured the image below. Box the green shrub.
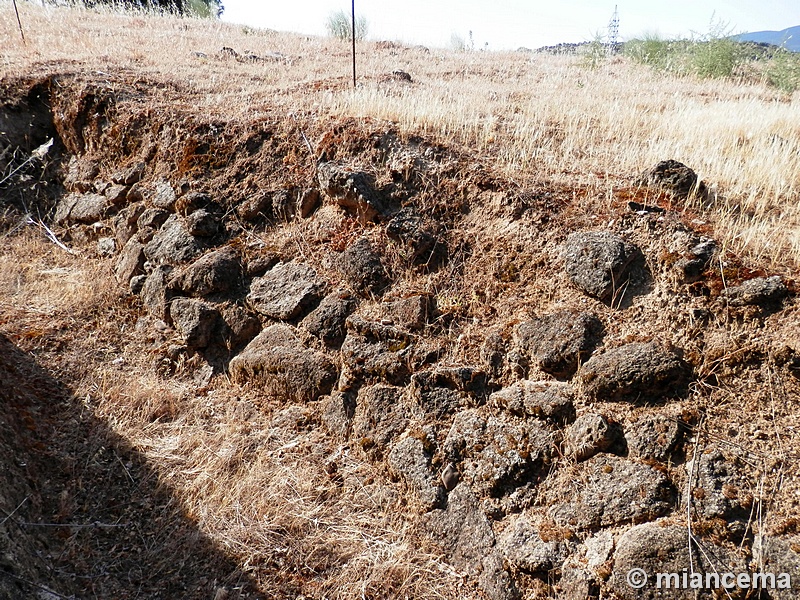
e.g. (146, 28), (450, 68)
(326, 9), (368, 41)
(766, 48), (800, 93)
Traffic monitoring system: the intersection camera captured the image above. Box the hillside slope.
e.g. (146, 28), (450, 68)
(736, 25), (800, 51)
(1, 4), (800, 600)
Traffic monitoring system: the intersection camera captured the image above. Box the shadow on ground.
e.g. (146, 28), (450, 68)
(0, 333), (263, 599)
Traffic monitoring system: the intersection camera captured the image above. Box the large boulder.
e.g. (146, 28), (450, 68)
(229, 324), (337, 403)
(169, 247), (241, 297)
(515, 310), (603, 379)
(579, 341), (690, 402)
(143, 215), (203, 266)
(247, 262), (327, 320)
(562, 232), (640, 302)
(548, 455), (676, 530)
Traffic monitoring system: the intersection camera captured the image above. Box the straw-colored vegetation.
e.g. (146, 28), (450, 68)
(4, 2), (796, 268)
(1, 2), (799, 598)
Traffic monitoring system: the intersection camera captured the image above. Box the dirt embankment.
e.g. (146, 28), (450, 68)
(2, 72), (800, 599)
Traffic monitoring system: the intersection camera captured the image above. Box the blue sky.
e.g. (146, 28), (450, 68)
(221, 1), (799, 50)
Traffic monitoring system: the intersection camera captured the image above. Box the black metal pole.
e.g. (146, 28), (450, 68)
(351, 0), (356, 87)
(12, 0), (25, 43)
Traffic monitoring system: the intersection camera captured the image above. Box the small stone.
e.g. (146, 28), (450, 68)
(579, 341), (690, 402)
(104, 183), (128, 206)
(185, 209), (218, 237)
(635, 159), (707, 199)
(170, 297), (218, 349)
(721, 275), (788, 308)
(300, 291), (357, 347)
(112, 161), (145, 185)
(97, 237), (116, 257)
(247, 261), (327, 320)
(564, 413), (622, 461)
(440, 463), (460, 491)
(150, 180), (177, 211)
(562, 231), (639, 302)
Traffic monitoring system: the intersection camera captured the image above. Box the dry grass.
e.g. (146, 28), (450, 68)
(0, 227), (467, 598)
(2, 2), (799, 268)
(2, 3), (800, 598)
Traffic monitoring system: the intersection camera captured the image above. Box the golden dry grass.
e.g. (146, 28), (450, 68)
(2, 3), (800, 598)
(3, 2), (799, 269)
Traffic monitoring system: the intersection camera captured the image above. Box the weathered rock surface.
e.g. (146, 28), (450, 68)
(137, 207), (170, 231)
(54, 192), (107, 225)
(423, 484), (517, 600)
(444, 409), (555, 498)
(63, 157), (99, 191)
(300, 291), (357, 347)
(169, 247), (241, 297)
(381, 295), (432, 331)
(579, 341), (690, 402)
(498, 514), (570, 574)
(752, 535), (800, 598)
(114, 238), (145, 284)
(140, 265), (174, 322)
(144, 215), (203, 266)
(111, 161), (145, 185)
(388, 433), (443, 511)
(564, 413), (622, 461)
(113, 202), (145, 247)
(229, 324), (337, 402)
(636, 159), (706, 199)
(627, 414), (683, 462)
(247, 261), (327, 320)
(687, 448), (751, 520)
(217, 303), (261, 351)
(104, 183), (128, 206)
(562, 232), (640, 302)
(721, 275), (788, 308)
(515, 311), (603, 379)
(185, 208), (218, 237)
(548, 455), (676, 530)
(341, 316), (412, 385)
(386, 207), (438, 262)
(611, 521), (749, 600)
(317, 161), (388, 222)
(352, 385), (408, 460)
(170, 298), (218, 349)
(149, 180), (176, 211)
(336, 237), (389, 296)
(490, 380), (576, 424)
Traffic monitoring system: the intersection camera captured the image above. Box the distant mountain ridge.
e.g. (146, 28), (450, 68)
(735, 25), (800, 51)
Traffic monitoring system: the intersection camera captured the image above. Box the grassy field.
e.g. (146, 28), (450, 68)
(3, 2), (799, 269)
(2, 3), (800, 599)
